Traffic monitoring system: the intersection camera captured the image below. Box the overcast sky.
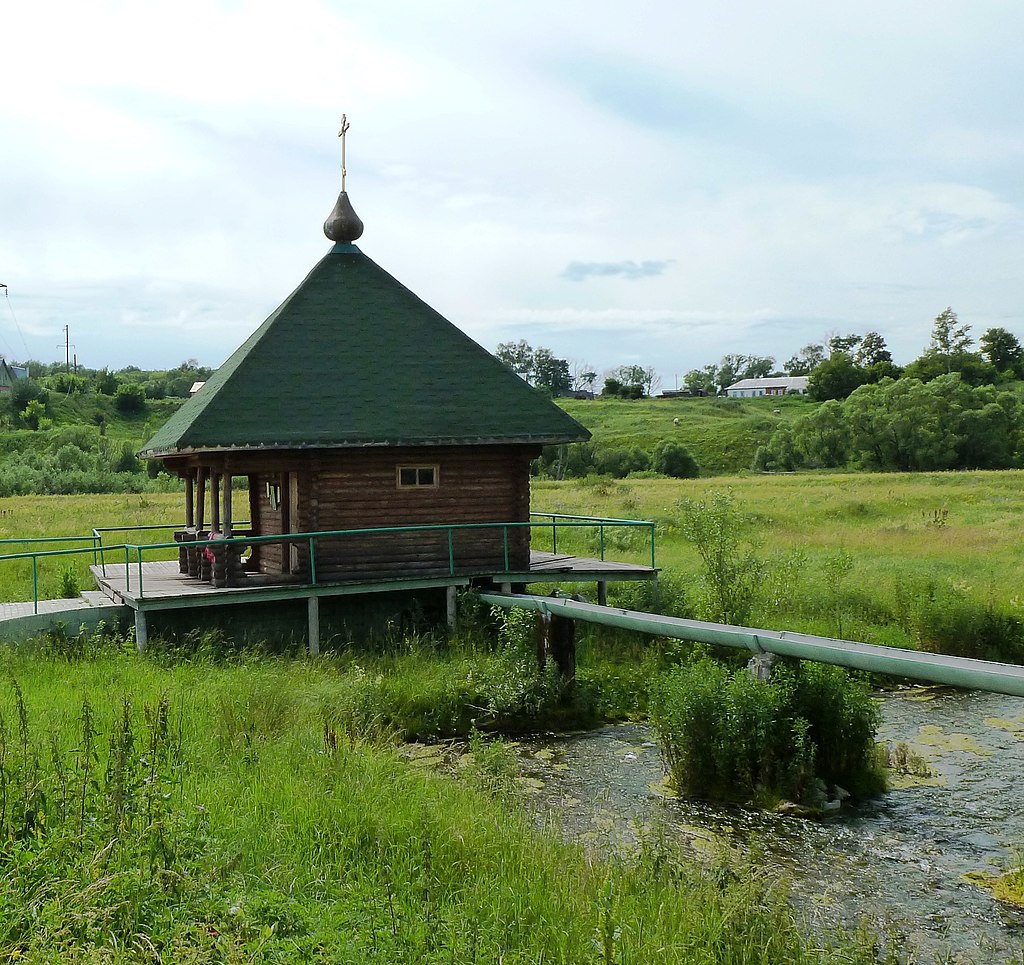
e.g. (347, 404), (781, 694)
(2, 1), (1023, 384)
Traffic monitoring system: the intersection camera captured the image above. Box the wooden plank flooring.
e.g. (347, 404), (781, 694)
(90, 552), (657, 610)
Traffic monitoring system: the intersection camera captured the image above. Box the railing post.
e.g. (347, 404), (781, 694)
(32, 557), (38, 615)
(447, 528), (455, 575)
(124, 546), (131, 593)
(137, 547), (144, 599)
(308, 538), (317, 585)
(503, 526), (509, 572)
(599, 523), (605, 560)
(551, 516), (557, 554)
(650, 523), (656, 569)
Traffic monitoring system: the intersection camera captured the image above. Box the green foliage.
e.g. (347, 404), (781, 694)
(677, 491), (762, 624)
(807, 352), (867, 401)
(0, 647), (880, 963)
(20, 398), (46, 430)
(651, 440), (700, 478)
(651, 655), (884, 804)
(114, 381), (147, 414)
(94, 368), (119, 395)
(758, 375), (1024, 472)
(9, 378), (47, 414)
(979, 326), (1024, 376)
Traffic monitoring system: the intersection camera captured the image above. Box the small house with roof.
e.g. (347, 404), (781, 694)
(0, 359), (26, 395)
(140, 176), (591, 590)
(724, 376), (808, 398)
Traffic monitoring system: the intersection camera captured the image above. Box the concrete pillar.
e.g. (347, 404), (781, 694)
(134, 609), (148, 653)
(308, 594), (320, 657)
(597, 580), (608, 606)
(446, 584), (458, 629)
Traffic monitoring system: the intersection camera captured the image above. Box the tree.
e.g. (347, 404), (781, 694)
(683, 365), (718, 395)
(532, 349), (571, 395)
(855, 332), (892, 367)
(716, 354), (747, 392)
(827, 333), (862, 356)
(569, 359), (597, 392)
(783, 344), (825, 376)
(807, 353), (866, 402)
(495, 339), (535, 383)
(640, 366), (662, 397)
(928, 307), (972, 372)
(979, 327), (1024, 375)
(743, 356), (775, 379)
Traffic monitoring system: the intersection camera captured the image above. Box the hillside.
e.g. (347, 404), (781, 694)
(555, 394), (814, 474)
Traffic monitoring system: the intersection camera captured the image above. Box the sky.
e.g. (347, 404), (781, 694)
(1, 0), (1023, 385)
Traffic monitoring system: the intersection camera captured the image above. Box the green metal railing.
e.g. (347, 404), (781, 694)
(0, 514), (656, 611)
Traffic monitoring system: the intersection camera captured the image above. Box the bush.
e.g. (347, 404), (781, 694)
(651, 655), (884, 805)
(115, 382), (147, 414)
(594, 446), (650, 478)
(651, 440), (700, 478)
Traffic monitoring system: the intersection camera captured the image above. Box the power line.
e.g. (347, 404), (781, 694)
(1, 284), (32, 360)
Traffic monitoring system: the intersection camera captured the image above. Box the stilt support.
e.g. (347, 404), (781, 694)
(307, 594), (320, 657)
(446, 584), (458, 630)
(597, 580), (608, 606)
(535, 610), (576, 681)
(134, 609), (148, 653)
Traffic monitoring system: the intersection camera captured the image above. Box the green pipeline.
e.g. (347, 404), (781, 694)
(479, 593), (1024, 698)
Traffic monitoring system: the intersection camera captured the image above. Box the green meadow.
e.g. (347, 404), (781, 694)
(1, 466), (1022, 957)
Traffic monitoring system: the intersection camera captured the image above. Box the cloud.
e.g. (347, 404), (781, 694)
(561, 260), (672, 282)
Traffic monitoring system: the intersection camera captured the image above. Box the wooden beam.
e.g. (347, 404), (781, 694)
(223, 474), (233, 539)
(184, 471), (195, 528)
(195, 469), (207, 532)
(211, 473), (221, 532)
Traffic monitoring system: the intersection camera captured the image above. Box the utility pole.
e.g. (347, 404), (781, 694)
(58, 325), (75, 374)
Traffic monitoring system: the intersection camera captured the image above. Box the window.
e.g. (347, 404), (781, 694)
(397, 465), (438, 488)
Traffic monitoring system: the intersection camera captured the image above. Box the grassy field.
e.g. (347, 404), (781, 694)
(3, 470), (1024, 664)
(555, 394), (814, 473)
(0, 640), (887, 963)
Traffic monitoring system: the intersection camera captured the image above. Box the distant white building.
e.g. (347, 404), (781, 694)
(724, 376), (809, 398)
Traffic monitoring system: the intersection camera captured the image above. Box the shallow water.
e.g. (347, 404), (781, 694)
(520, 689), (1024, 963)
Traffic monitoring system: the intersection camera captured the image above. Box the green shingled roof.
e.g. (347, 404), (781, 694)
(141, 244), (590, 456)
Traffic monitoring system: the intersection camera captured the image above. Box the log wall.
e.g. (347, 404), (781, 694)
(235, 445), (535, 581)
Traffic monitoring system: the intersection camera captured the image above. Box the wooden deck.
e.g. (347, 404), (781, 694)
(90, 551), (657, 612)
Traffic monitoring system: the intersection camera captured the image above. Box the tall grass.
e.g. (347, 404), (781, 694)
(0, 636), (884, 963)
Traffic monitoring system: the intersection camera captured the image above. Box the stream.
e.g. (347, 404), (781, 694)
(518, 688), (1024, 963)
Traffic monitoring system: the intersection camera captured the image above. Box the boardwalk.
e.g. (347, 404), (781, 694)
(1, 551), (657, 651)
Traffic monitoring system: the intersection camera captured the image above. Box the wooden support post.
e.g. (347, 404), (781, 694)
(597, 580), (608, 606)
(196, 470), (207, 531)
(307, 594), (320, 657)
(535, 610), (576, 681)
(134, 609), (148, 653)
(446, 584), (458, 629)
(211, 473), (221, 533)
(184, 472), (195, 528)
(223, 474), (233, 539)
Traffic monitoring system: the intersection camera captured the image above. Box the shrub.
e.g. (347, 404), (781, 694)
(114, 382), (147, 414)
(651, 440), (700, 478)
(677, 491), (762, 625)
(651, 655), (884, 805)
